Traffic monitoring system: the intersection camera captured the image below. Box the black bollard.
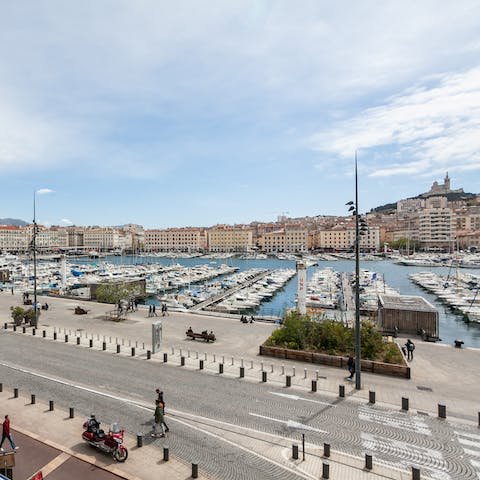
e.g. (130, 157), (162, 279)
(322, 461), (330, 479)
(89, 339), (93, 348)
(31, 394), (36, 404)
(77, 337), (80, 345)
(262, 371), (267, 382)
(131, 347), (135, 357)
(32, 328), (36, 336)
(163, 353), (168, 363)
(365, 453), (373, 470)
(240, 366), (244, 378)
(22, 326), (26, 334)
(14, 388), (18, 398)
(65, 335), (68, 343)
(192, 463), (198, 479)
(219, 363), (224, 374)
(369, 390), (376, 404)
(311, 380), (317, 392)
(0, 383), (2, 392)
(137, 434), (143, 448)
(402, 397), (409, 411)
(69, 407), (74, 419)
(438, 404), (446, 419)
(147, 350), (151, 360)
(412, 466), (421, 480)
(286, 375), (291, 387)
(117, 344), (121, 353)
(53, 332), (57, 340)
(42, 330), (46, 338)
(102, 342), (106, 351)
(339, 384), (345, 397)
(181, 356), (185, 366)
(323, 442), (330, 457)
(292, 444), (299, 460)
(13, 325), (17, 332)
(199, 360), (204, 370)
(3, 323), (6, 330)
(49, 400), (54, 411)
(163, 445), (169, 461)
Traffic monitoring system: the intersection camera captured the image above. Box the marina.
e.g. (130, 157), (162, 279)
(1, 253), (480, 348)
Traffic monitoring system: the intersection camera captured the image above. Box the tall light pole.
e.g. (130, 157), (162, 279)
(33, 191), (38, 328)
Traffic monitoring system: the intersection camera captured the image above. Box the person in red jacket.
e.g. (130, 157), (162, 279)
(0, 415), (18, 451)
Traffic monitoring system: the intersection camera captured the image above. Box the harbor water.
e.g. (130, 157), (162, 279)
(87, 255), (480, 349)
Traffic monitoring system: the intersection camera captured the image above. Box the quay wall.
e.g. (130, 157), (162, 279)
(259, 344), (411, 379)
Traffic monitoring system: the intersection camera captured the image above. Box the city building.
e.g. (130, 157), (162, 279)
(257, 229), (308, 253)
(207, 226), (253, 252)
(144, 228), (203, 252)
(418, 197), (456, 250)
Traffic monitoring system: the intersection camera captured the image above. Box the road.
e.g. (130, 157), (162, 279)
(0, 332), (479, 480)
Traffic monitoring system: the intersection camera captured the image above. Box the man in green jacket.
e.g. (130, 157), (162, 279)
(152, 400), (165, 437)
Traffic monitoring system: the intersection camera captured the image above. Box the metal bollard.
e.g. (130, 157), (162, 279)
(240, 366), (244, 378)
(369, 390), (376, 404)
(102, 342), (106, 351)
(117, 344), (121, 354)
(292, 444), (299, 460)
(292, 367), (296, 377)
(402, 397), (409, 411)
(199, 360), (204, 370)
(339, 385), (345, 397)
(22, 326), (26, 334)
(304, 368), (307, 379)
(14, 388), (18, 398)
(316, 370), (319, 381)
(163, 445), (169, 461)
(13, 325), (17, 332)
(43, 330), (46, 338)
(322, 461), (330, 479)
(181, 356), (185, 366)
(32, 328), (36, 336)
(147, 350), (151, 360)
(49, 400), (54, 411)
(131, 347), (135, 356)
(53, 332), (57, 340)
(89, 339), (93, 348)
(438, 404), (446, 419)
(0, 383), (2, 392)
(311, 380), (317, 392)
(262, 371), (267, 382)
(3, 323), (6, 330)
(69, 407), (74, 419)
(163, 353), (168, 362)
(192, 463), (198, 479)
(412, 466), (420, 480)
(365, 453), (373, 470)
(286, 375), (291, 387)
(31, 394), (36, 404)
(219, 363), (224, 374)
(77, 337), (80, 345)
(137, 434), (143, 448)
(323, 442), (330, 457)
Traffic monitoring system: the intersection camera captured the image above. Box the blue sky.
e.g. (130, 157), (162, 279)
(1, 1), (480, 228)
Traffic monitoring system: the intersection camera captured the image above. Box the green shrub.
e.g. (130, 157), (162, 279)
(381, 342), (404, 364)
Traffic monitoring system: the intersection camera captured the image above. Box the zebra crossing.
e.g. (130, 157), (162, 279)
(454, 429), (480, 479)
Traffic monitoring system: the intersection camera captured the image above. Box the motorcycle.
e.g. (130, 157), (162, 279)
(82, 416), (128, 462)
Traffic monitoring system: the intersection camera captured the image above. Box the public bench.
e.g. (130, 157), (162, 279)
(186, 330), (216, 342)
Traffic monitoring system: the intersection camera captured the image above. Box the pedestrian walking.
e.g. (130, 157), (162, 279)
(153, 304), (158, 317)
(0, 415), (18, 451)
(11, 286), (13, 295)
(347, 355), (355, 380)
(155, 389), (169, 431)
(152, 400), (165, 437)
(148, 305), (152, 317)
(405, 339), (415, 361)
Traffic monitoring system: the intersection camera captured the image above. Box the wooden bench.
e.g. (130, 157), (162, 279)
(186, 330), (216, 342)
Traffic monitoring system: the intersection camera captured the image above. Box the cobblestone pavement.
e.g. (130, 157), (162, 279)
(0, 332), (479, 479)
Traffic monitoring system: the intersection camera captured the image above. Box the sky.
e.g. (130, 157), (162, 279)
(1, 1), (480, 229)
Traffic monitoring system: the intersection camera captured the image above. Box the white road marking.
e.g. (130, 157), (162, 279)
(269, 391), (335, 407)
(455, 431), (480, 441)
(359, 405), (431, 436)
(249, 412), (327, 434)
(464, 448), (480, 458)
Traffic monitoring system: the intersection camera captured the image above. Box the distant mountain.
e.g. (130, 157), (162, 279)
(0, 218), (28, 226)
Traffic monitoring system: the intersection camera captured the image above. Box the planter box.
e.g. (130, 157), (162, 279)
(259, 344), (410, 379)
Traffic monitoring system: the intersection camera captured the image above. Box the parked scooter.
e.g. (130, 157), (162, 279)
(82, 415), (128, 462)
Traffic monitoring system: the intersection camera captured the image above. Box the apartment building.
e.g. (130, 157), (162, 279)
(207, 226), (253, 252)
(317, 226), (380, 251)
(0, 226), (28, 252)
(83, 227), (120, 250)
(418, 197), (456, 249)
(144, 228), (202, 252)
(258, 229), (308, 253)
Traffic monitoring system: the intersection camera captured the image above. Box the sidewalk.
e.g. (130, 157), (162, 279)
(0, 389), (203, 480)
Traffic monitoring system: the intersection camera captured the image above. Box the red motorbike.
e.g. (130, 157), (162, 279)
(82, 416), (128, 462)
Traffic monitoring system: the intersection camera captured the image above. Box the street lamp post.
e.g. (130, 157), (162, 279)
(33, 191), (38, 328)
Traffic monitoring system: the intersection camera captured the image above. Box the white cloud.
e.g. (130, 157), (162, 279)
(36, 188), (54, 195)
(60, 218), (73, 225)
(310, 66), (480, 177)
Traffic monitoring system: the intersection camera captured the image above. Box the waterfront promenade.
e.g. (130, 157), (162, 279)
(0, 290), (479, 479)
